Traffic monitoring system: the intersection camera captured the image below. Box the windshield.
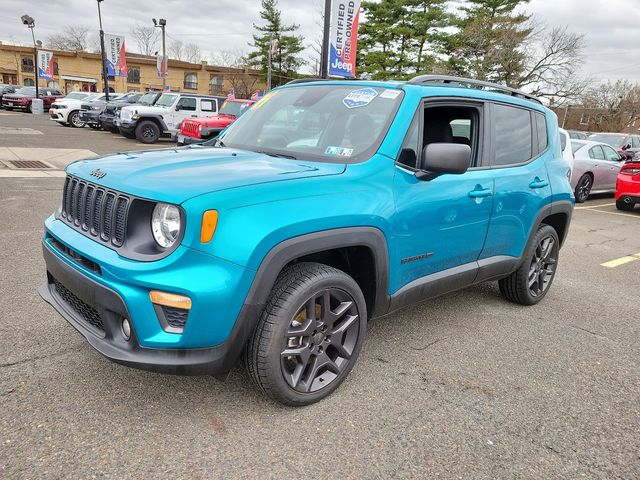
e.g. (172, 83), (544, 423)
(138, 92), (157, 105)
(65, 92), (90, 100)
(15, 87), (36, 95)
(571, 140), (585, 153)
(220, 101), (251, 116)
(155, 94), (177, 107)
(589, 134), (625, 148)
(218, 85), (404, 162)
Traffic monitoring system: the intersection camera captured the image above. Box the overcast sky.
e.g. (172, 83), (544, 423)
(1, 0), (639, 82)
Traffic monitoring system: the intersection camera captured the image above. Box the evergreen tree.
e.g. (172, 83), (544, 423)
(247, 0), (305, 87)
(445, 0), (532, 85)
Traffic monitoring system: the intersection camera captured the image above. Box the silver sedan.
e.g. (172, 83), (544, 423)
(569, 140), (624, 203)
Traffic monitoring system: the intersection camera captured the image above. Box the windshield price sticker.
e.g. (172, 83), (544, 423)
(325, 146), (354, 157)
(342, 88), (378, 108)
(379, 89), (402, 99)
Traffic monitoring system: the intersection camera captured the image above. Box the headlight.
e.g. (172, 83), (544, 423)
(121, 109), (132, 120)
(53, 104), (67, 109)
(151, 203), (181, 248)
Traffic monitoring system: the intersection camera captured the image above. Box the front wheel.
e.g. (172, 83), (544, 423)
(68, 111), (85, 128)
(245, 262), (367, 406)
(574, 174), (592, 203)
(499, 224), (560, 305)
(135, 120), (161, 144)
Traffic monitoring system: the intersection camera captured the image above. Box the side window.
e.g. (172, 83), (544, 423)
(422, 104), (480, 167)
(560, 131), (567, 151)
(603, 146), (620, 161)
(494, 104), (532, 166)
(176, 97), (196, 111)
(590, 146), (605, 160)
(397, 113), (420, 169)
(632, 136), (640, 149)
(535, 113), (548, 154)
(201, 99), (216, 112)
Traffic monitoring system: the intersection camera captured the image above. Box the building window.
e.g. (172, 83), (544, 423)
(209, 75), (223, 94)
(127, 67), (140, 84)
(23, 77), (35, 86)
(47, 81), (60, 90)
(595, 113), (603, 125)
(21, 57), (34, 73)
(53, 61), (59, 75)
(184, 73), (198, 90)
(579, 113), (590, 126)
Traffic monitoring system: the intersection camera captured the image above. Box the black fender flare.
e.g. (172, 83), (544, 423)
(136, 114), (168, 133)
(219, 227), (391, 372)
(518, 200), (573, 268)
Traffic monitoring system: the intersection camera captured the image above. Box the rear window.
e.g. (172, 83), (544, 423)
(571, 141), (585, 154)
(494, 104), (533, 166)
(535, 113), (548, 153)
(589, 134), (625, 148)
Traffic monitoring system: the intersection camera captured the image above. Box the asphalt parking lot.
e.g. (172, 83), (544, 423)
(1, 111), (639, 479)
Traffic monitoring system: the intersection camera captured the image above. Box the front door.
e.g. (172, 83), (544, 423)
(392, 101), (493, 292)
(168, 96), (198, 130)
(601, 144), (623, 189)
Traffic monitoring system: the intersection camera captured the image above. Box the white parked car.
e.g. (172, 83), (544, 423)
(49, 92), (108, 128)
(570, 140), (625, 202)
(559, 128), (574, 171)
(117, 93), (225, 143)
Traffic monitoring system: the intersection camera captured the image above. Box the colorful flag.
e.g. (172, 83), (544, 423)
(156, 52), (168, 78)
(105, 34), (128, 77)
(37, 50), (54, 80)
(328, 0), (361, 78)
(227, 90), (235, 100)
(250, 90), (264, 101)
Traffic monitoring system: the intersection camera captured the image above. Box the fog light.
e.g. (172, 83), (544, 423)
(121, 318), (131, 340)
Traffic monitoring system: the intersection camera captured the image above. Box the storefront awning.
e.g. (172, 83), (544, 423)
(60, 75), (97, 83)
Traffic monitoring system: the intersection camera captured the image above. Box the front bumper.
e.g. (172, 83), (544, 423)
(117, 118), (137, 134)
(2, 101), (29, 109)
(99, 113), (116, 129)
(79, 110), (101, 125)
(176, 134), (204, 146)
(39, 216), (260, 375)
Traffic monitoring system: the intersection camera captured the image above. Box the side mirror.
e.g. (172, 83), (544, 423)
(175, 104), (182, 111)
(416, 143), (471, 180)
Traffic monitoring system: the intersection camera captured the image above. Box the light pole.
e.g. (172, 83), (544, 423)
(96, 0), (109, 101)
(153, 18), (167, 90)
(320, 0), (331, 79)
(20, 14), (39, 98)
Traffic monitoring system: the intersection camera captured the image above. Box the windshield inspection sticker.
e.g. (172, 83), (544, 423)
(379, 89), (402, 99)
(325, 146), (354, 157)
(342, 88), (378, 108)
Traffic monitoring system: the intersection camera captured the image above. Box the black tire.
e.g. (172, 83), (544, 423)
(574, 173), (592, 203)
(119, 128), (136, 139)
(68, 111), (85, 128)
(616, 198), (635, 211)
(499, 224), (560, 306)
(244, 262), (367, 406)
(135, 120), (160, 144)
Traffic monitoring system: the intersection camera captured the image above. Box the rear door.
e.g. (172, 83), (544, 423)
(199, 98), (218, 118)
(588, 145), (609, 189)
(480, 103), (552, 262)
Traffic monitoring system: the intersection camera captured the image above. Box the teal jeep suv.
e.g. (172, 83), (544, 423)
(39, 76), (574, 405)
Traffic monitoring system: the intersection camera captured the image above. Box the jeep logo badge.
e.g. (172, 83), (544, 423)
(90, 169), (107, 179)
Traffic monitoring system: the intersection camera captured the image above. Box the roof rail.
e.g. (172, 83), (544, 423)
(408, 75), (542, 105)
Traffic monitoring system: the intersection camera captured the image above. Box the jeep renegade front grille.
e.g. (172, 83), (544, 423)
(61, 176), (130, 247)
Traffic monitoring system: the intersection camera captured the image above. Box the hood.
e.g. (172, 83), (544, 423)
(66, 147), (346, 204)
(52, 98), (85, 108)
(4, 93), (31, 100)
(187, 115), (234, 127)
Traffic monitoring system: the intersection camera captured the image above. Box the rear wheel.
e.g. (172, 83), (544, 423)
(135, 120), (160, 144)
(499, 224), (560, 305)
(245, 262), (367, 406)
(616, 197), (635, 211)
(68, 111), (85, 128)
(574, 174), (592, 203)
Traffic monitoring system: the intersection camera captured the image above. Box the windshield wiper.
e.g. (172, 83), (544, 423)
(257, 150), (297, 160)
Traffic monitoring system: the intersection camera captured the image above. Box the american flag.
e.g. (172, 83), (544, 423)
(227, 89), (235, 100)
(250, 90), (264, 101)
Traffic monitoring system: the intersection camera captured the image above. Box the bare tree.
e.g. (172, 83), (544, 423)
(46, 25), (91, 51)
(580, 80), (640, 132)
(516, 23), (589, 103)
(169, 40), (184, 61)
(209, 49), (247, 68)
(130, 23), (159, 56)
(183, 43), (202, 64)
(226, 72), (260, 99)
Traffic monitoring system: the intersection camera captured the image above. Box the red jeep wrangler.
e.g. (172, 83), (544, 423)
(177, 99), (254, 145)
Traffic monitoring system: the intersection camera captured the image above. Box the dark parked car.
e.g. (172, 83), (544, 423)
(589, 132), (640, 160)
(78, 93), (127, 129)
(100, 91), (161, 133)
(0, 84), (18, 108)
(1, 86), (63, 112)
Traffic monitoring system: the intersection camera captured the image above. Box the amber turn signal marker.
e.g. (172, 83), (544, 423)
(200, 210), (218, 243)
(149, 291), (192, 310)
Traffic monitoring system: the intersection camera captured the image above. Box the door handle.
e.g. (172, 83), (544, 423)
(468, 187), (493, 198)
(529, 177), (549, 189)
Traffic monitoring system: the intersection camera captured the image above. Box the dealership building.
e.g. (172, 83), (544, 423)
(0, 42), (262, 97)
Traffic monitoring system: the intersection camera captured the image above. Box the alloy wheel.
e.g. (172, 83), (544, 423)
(142, 126), (156, 140)
(528, 235), (558, 297)
(281, 288), (360, 393)
(576, 176), (591, 202)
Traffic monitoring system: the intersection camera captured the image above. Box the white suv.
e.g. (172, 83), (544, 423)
(49, 93), (108, 128)
(117, 92), (225, 143)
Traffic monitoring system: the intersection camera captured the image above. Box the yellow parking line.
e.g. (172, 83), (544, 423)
(575, 202), (616, 210)
(601, 253), (640, 268)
